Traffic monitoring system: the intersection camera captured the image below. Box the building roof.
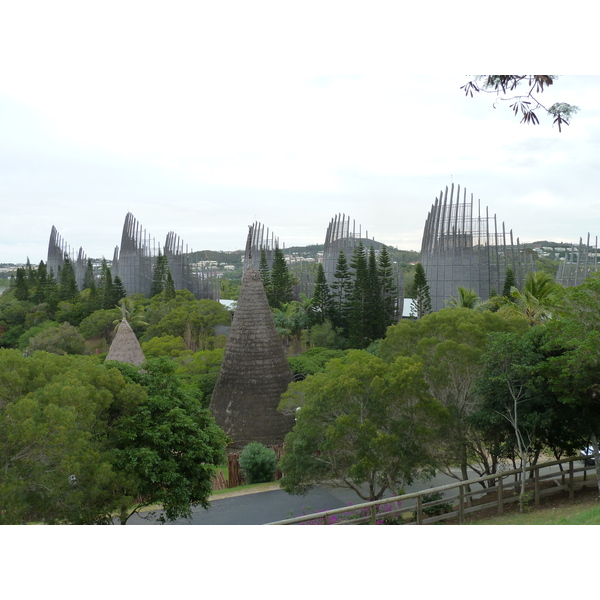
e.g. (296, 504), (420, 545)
(105, 319), (146, 366)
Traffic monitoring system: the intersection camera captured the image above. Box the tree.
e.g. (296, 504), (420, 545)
(83, 258), (96, 292)
(273, 300), (309, 356)
(474, 331), (547, 510)
(269, 245), (293, 308)
(308, 263), (333, 326)
(27, 322), (87, 355)
(542, 273), (600, 497)
(150, 251), (169, 298)
(111, 276), (127, 306)
(378, 308), (529, 485)
(142, 298), (231, 352)
(502, 268), (517, 299)
(164, 270), (176, 301)
(447, 286), (480, 309)
(278, 351), (445, 501)
(258, 248), (272, 300)
(109, 357), (229, 523)
(378, 245), (398, 327)
(347, 242), (371, 348)
(367, 245), (386, 341)
(500, 271), (560, 326)
(97, 259), (114, 310)
(330, 249), (353, 336)
(461, 75), (579, 132)
(58, 257), (79, 302)
(0, 351), (147, 524)
(410, 263), (432, 319)
(79, 308), (121, 343)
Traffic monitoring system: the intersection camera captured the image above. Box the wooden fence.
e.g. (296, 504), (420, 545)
(266, 456), (598, 525)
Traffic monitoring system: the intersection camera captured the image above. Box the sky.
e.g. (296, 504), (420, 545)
(1, 3), (599, 266)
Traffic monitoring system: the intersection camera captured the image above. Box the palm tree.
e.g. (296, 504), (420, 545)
(447, 287), (480, 309)
(500, 271), (559, 326)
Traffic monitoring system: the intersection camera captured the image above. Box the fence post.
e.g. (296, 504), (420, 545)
(534, 465), (540, 507)
(458, 485), (464, 524)
(569, 459), (574, 500)
(416, 495), (423, 525)
(497, 475), (504, 516)
(323, 514), (329, 525)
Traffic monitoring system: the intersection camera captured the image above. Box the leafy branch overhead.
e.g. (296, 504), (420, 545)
(461, 75), (579, 132)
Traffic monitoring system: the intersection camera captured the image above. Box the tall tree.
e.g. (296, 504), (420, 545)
(348, 242), (371, 348)
(410, 263), (432, 319)
(58, 257), (79, 302)
(378, 245), (398, 327)
(83, 258), (96, 292)
(330, 249), (353, 336)
(110, 358), (229, 523)
(258, 248), (272, 301)
(278, 350), (446, 502)
(502, 267), (517, 299)
(308, 263), (333, 326)
(270, 245), (293, 308)
(97, 259), (114, 310)
(111, 276), (127, 306)
(150, 251), (169, 298)
(379, 307), (529, 485)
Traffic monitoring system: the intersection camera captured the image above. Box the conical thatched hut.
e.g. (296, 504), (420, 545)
(210, 265), (295, 450)
(105, 319), (146, 366)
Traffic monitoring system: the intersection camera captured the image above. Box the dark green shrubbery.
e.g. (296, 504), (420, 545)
(239, 442), (278, 484)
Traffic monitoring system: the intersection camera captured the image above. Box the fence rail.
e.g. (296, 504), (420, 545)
(266, 456), (598, 525)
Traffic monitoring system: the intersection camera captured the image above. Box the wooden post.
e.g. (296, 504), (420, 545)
(497, 476), (504, 516)
(569, 460), (574, 500)
(416, 495), (423, 524)
(370, 505), (377, 525)
(323, 514), (329, 525)
(534, 466), (540, 507)
(458, 485), (464, 524)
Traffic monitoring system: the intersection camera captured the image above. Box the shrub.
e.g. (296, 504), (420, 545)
(413, 491), (453, 520)
(239, 442), (277, 484)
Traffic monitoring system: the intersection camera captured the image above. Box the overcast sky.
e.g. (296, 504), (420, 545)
(1, 3), (598, 265)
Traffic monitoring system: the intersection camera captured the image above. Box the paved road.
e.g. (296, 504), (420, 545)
(126, 469), (476, 525)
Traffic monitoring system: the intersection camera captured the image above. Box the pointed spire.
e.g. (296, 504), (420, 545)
(210, 266), (295, 449)
(105, 319), (146, 366)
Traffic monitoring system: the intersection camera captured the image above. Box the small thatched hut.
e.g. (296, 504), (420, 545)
(210, 265), (295, 450)
(105, 319), (146, 366)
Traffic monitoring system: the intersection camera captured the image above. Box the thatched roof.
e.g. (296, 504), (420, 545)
(105, 319), (146, 366)
(210, 265), (295, 450)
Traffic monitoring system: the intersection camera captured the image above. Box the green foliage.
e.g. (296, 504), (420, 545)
(110, 357), (229, 522)
(79, 308), (121, 342)
(141, 335), (189, 358)
(279, 350), (446, 501)
(410, 263), (431, 319)
(308, 263), (333, 326)
(447, 287), (480, 309)
(27, 322), (87, 355)
(379, 308), (529, 480)
(239, 442), (278, 484)
(0, 350), (228, 524)
(150, 252), (169, 298)
(142, 298), (230, 351)
(269, 245), (294, 308)
(286, 347), (346, 381)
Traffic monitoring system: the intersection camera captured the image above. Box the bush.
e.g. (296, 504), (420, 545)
(413, 491), (453, 520)
(239, 442), (277, 484)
